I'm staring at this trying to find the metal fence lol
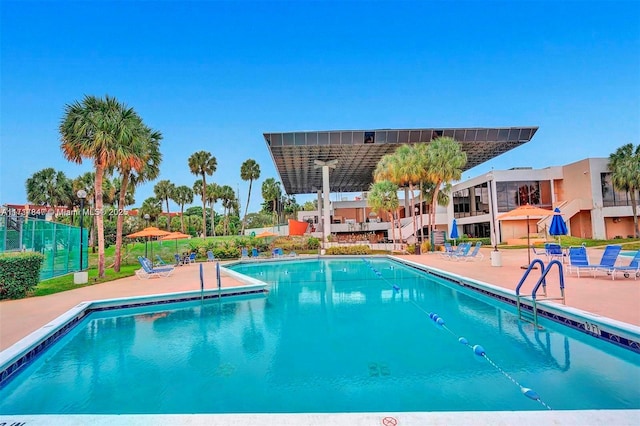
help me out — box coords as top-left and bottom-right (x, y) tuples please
(0, 215), (88, 280)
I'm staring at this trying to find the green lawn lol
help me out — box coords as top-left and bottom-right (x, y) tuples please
(34, 264), (140, 297)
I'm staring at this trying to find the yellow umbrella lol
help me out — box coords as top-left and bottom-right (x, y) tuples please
(497, 204), (553, 268)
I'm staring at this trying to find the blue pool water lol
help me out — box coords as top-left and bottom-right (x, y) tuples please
(1, 258), (639, 414)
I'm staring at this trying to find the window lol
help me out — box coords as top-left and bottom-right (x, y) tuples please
(497, 180), (552, 212)
(601, 173), (638, 207)
(454, 183), (490, 218)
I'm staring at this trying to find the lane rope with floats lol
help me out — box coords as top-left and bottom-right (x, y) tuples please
(361, 258), (552, 410)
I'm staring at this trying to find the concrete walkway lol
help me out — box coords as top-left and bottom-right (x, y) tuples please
(1, 249), (639, 351)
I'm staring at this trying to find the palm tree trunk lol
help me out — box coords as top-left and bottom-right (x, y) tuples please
(389, 210), (397, 251)
(165, 198), (171, 231)
(180, 204), (185, 233)
(201, 175), (207, 238)
(632, 191), (639, 238)
(242, 179), (253, 235)
(113, 171), (130, 272)
(210, 202), (215, 236)
(431, 181), (441, 238)
(409, 184), (417, 245)
(94, 164), (106, 278)
(419, 182), (424, 243)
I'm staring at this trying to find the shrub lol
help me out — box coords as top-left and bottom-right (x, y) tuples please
(307, 237), (320, 250)
(0, 252), (44, 299)
(325, 245), (371, 255)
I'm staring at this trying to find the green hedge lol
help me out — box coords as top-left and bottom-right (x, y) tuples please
(0, 252), (44, 299)
(325, 245), (372, 255)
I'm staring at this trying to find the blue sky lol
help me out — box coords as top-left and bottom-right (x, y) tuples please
(1, 0), (639, 214)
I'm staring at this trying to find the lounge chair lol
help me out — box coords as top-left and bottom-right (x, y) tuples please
(155, 255), (167, 266)
(174, 253), (184, 266)
(252, 248), (259, 258)
(272, 248), (283, 257)
(187, 252), (197, 264)
(450, 243), (472, 261)
(441, 242), (454, 256)
(612, 250), (640, 280)
(544, 243), (566, 262)
(459, 242), (484, 262)
(593, 245), (622, 277)
(241, 247), (249, 258)
(440, 242), (465, 259)
(567, 246), (593, 277)
(206, 251), (216, 262)
(136, 256), (175, 279)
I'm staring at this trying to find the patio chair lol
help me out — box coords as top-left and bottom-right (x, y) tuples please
(174, 253), (183, 266)
(136, 256), (175, 279)
(544, 243), (566, 262)
(155, 255), (167, 266)
(187, 252), (197, 264)
(450, 243), (472, 261)
(567, 246), (593, 277)
(459, 242), (484, 262)
(252, 248), (259, 257)
(206, 251), (216, 262)
(440, 242), (465, 259)
(241, 247), (249, 259)
(441, 242), (453, 256)
(593, 245), (622, 277)
(611, 250), (640, 280)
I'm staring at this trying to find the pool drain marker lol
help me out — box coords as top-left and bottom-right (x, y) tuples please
(362, 258), (552, 410)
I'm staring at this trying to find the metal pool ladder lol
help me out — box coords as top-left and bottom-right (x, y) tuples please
(516, 259), (565, 328)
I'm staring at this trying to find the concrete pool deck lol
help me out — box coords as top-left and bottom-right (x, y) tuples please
(1, 248), (639, 351)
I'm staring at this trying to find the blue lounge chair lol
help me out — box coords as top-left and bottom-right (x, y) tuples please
(544, 243), (566, 262)
(155, 255), (167, 266)
(136, 256), (175, 279)
(612, 250), (640, 280)
(593, 245), (622, 277)
(460, 242), (484, 262)
(187, 252), (197, 264)
(206, 251), (216, 262)
(440, 242), (466, 259)
(252, 248), (259, 258)
(450, 243), (472, 261)
(441, 242), (454, 256)
(567, 246), (593, 277)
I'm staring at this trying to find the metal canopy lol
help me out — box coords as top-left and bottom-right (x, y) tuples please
(264, 127), (538, 195)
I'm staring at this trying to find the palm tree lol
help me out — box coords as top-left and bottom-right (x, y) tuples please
(25, 168), (72, 216)
(240, 159), (261, 235)
(139, 197), (162, 223)
(609, 143), (640, 237)
(423, 137), (467, 239)
(112, 125), (162, 272)
(375, 146), (420, 244)
(206, 182), (221, 237)
(261, 178), (281, 226)
(154, 179), (176, 230)
(219, 185), (236, 235)
(171, 185), (194, 233)
(60, 95), (142, 278)
(368, 180), (400, 248)
(188, 151), (217, 237)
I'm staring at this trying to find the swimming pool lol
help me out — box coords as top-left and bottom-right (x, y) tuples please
(1, 257), (639, 414)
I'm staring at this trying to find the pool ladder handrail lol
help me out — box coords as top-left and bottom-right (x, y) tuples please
(516, 259), (565, 327)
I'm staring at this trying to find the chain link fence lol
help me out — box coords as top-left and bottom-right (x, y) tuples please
(0, 214), (88, 280)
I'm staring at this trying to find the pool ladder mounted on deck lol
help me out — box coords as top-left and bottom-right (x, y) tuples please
(516, 259), (565, 328)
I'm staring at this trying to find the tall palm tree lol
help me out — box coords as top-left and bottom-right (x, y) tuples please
(206, 182), (221, 237)
(368, 180), (400, 248)
(261, 178), (281, 226)
(219, 185), (236, 235)
(171, 185), (194, 233)
(60, 95), (142, 278)
(154, 179), (176, 230)
(25, 168), (72, 216)
(188, 151), (217, 237)
(609, 143), (640, 237)
(423, 137), (467, 238)
(240, 159), (261, 235)
(112, 125), (162, 272)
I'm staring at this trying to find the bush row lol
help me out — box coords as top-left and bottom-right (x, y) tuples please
(0, 252), (44, 299)
(325, 245), (372, 255)
(184, 236), (321, 260)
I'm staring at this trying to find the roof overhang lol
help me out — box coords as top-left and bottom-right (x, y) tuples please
(264, 127), (538, 194)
